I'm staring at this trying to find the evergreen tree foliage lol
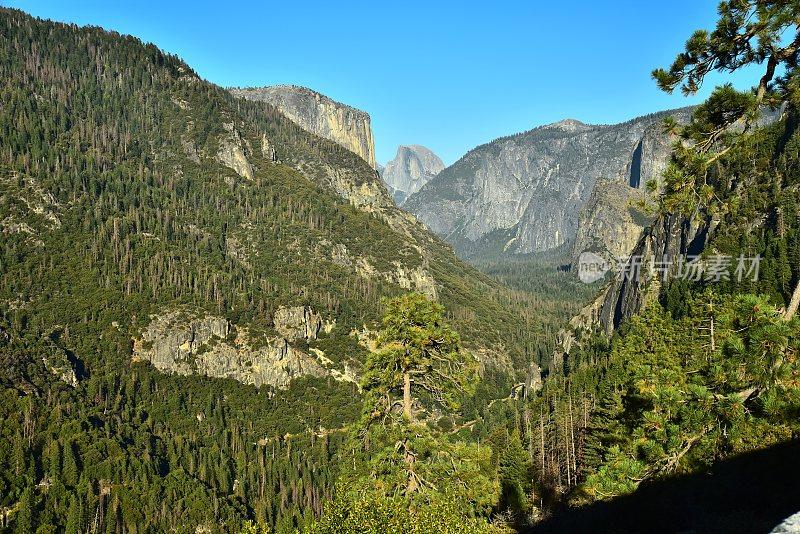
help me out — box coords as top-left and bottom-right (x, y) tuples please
(311, 294), (501, 532)
(0, 7), (550, 532)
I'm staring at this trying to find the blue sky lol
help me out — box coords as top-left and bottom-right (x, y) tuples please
(4, 0), (764, 165)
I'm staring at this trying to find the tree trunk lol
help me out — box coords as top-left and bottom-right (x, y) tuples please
(709, 298), (716, 352)
(755, 54), (777, 104)
(403, 371), (413, 422)
(564, 411), (572, 488)
(785, 281), (800, 320)
(539, 413), (545, 472)
(568, 394), (577, 479)
(404, 440), (418, 494)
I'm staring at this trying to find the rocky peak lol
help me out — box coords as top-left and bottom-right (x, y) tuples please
(230, 85), (376, 169)
(404, 107), (694, 259)
(381, 145), (444, 205)
(546, 118), (591, 132)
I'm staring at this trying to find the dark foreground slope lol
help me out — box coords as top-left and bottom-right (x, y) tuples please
(0, 8), (550, 532)
(530, 440), (800, 534)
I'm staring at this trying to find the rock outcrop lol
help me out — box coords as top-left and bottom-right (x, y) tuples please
(1, 171), (62, 247)
(231, 85), (376, 168)
(404, 108), (694, 260)
(553, 209), (709, 371)
(42, 347), (78, 387)
(572, 179), (651, 263)
(216, 122), (255, 181)
(133, 310), (329, 389)
(317, 238), (439, 299)
(771, 511), (800, 533)
(273, 306), (323, 342)
(380, 145), (444, 205)
(596, 212), (710, 334)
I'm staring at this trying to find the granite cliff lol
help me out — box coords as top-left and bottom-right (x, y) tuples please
(380, 145), (444, 204)
(557, 106), (787, 364)
(404, 109), (694, 261)
(230, 85), (376, 168)
(132, 307), (341, 389)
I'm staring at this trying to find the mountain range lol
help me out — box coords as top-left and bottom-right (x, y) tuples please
(380, 144), (444, 204)
(2, 5), (800, 533)
(403, 110), (695, 262)
(232, 84), (690, 265)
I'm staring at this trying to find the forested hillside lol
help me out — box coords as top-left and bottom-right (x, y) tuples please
(2, 2), (800, 533)
(519, 110), (800, 531)
(0, 8), (556, 532)
(504, 3), (800, 530)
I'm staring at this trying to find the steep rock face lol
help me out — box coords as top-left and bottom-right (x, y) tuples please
(216, 122), (255, 181)
(405, 109), (693, 259)
(273, 306), (325, 342)
(571, 114), (685, 262)
(133, 310), (328, 389)
(597, 212), (710, 334)
(230, 92), (394, 215)
(577, 108), (784, 335)
(381, 145), (444, 204)
(572, 179), (650, 263)
(230, 85), (376, 168)
(554, 106), (787, 369)
(551, 212), (708, 368)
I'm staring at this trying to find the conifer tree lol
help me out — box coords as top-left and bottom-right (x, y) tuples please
(312, 293), (498, 532)
(65, 496), (82, 534)
(362, 292), (475, 424)
(653, 1), (800, 105)
(498, 429), (531, 518)
(62, 443), (79, 487)
(14, 487), (33, 534)
(654, 2), (800, 217)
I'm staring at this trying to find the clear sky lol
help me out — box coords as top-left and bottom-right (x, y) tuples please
(3, 0), (765, 165)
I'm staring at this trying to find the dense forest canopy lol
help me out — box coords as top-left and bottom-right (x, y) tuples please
(0, 1), (799, 533)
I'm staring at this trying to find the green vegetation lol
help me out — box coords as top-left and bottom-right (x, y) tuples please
(2, 1), (800, 532)
(581, 293), (799, 501)
(485, 107), (800, 526)
(0, 6), (545, 532)
(493, 1), (800, 525)
(475, 258), (600, 375)
(310, 294), (501, 533)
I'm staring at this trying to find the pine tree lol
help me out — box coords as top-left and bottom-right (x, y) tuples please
(11, 433), (26, 478)
(312, 293), (499, 531)
(65, 495), (82, 534)
(581, 383), (626, 477)
(653, 1), (799, 104)
(498, 429), (531, 518)
(362, 292), (476, 424)
(63, 442), (79, 487)
(14, 487), (34, 534)
(653, 2), (800, 218)
(47, 440), (61, 482)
